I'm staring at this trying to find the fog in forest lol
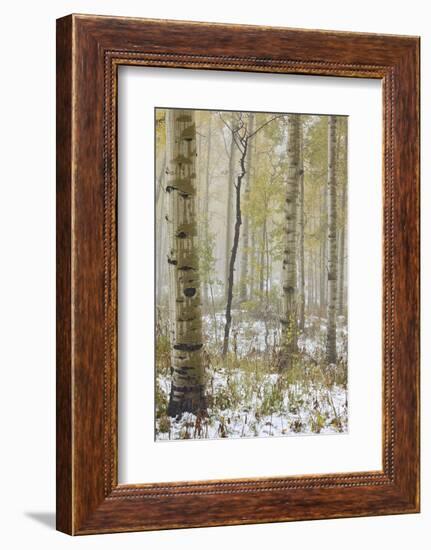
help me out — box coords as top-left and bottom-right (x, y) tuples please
(155, 108), (348, 440)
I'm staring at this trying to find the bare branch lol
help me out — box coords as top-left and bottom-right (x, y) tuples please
(219, 112), (245, 153)
(248, 114), (286, 141)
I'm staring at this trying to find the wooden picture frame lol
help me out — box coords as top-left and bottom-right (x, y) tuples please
(56, 14), (420, 535)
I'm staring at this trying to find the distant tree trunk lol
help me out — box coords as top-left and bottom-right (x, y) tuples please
(337, 197), (346, 317)
(222, 139), (248, 356)
(259, 219), (266, 298)
(166, 109), (206, 416)
(298, 123), (305, 331)
(265, 227), (270, 302)
(319, 183), (327, 316)
(316, 255), (319, 312)
(326, 116), (338, 365)
(250, 230), (256, 297)
(281, 114), (300, 366)
(307, 251), (312, 311)
(224, 131), (236, 300)
(337, 121), (347, 318)
(202, 116), (212, 306)
(239, 113), (255, 302)
(312, 252), (316, 312)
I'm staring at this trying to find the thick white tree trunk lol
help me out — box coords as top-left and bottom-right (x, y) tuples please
(281, 114), (300, 366)
(166, 109), (206, 416)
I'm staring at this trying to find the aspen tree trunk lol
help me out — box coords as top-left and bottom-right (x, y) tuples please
(156, 179), (166, 300)
(239, 113), (255, 302)
(312, 252), (316, 311)
(326, 116), (338, 365)
(203, 116), (212, 306)
(165, 117), (177, 349)
(259, 220), (266, 298)
(281, 114), (300, 366)
(250, 231), (256, 297)
(298, 122), (305, 331)
(307, 251), (313, 311)
(166, 109), (206, 416)
(337, 122), (347, 317)
(319, 184), (327, 316)
(156, 151), (168, 301)
(337, 194), (346, 317)
(265, 229), (270, 301)
(156, 154), (166, 204)
(224, 131), (235, 300)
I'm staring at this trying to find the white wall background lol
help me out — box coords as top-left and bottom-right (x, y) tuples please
(0, 1), (427, 548)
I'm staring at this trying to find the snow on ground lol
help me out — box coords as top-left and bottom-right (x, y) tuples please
(156, 368), (347, 441)
(156, 311), (348, 441)
(203, 312), (347, 359)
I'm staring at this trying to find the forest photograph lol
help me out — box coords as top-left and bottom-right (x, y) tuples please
(154, 107), (348, 441)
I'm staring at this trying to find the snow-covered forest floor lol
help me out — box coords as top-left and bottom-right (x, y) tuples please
(155, 310), (348, 441)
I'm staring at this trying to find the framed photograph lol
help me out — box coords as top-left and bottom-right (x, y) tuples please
(56, 14), (420, 535)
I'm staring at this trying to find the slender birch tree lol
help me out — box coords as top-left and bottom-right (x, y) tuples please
(222, 114), (247, 356)
(224, 128), (236, 300)
(222, 112), (283, 356)
(326, 115), (338, 365)
(281, 114), (300, 366)
(166, 109), (206, 416)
